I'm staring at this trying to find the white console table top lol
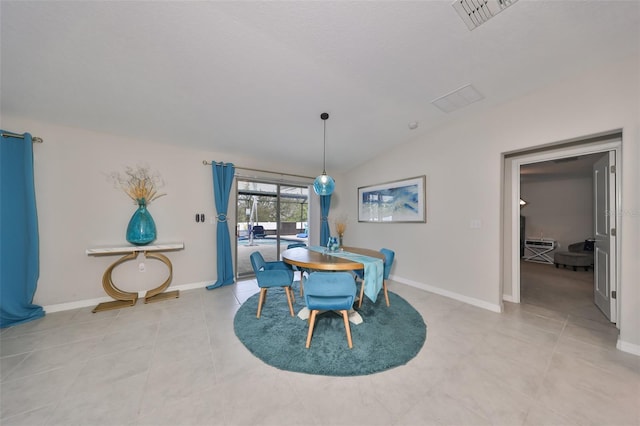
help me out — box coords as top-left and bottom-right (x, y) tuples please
(524, 237), (556, 246)
(86, 242), (184, 256)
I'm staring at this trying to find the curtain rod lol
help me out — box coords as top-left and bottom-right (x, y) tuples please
(1, 131), (43, 143)
(202, 160), (313, 180)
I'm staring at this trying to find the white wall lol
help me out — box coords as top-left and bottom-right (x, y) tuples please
(1, 116), (315, 307)
(520, 176), (594, 252)
(335, 56), (640, 351)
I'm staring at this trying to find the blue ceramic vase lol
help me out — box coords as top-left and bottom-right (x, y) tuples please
(327, 236), (340, 252)
(126, 198), (157, 245)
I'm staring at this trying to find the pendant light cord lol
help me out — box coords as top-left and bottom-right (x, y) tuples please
(313, 112), (334, 196)
(321, 112), (329, 175)
(322, 119), (327, 174)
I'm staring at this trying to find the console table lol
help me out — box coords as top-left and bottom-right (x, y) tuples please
(524, 238), (556, 264)
(86, 242), (184, 313)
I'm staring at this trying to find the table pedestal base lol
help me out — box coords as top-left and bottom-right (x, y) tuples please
(145, 289), (180, 304)
(92, 251), (178, 313)
(92, 299), (138, 313)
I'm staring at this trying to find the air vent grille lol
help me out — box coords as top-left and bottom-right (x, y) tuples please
(431, 84), (484, 113)
(452, 0), (518, 30)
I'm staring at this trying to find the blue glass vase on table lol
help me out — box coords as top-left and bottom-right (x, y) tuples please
(326, 236), (340, 252)
(126, 198), (157, 245)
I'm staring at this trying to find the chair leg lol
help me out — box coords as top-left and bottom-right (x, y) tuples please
(300, 272), (305, 297)
(256, 288), (267, 318)
(284, 286), (294, 316)
(305, 310), (318, 348)
(341, 310), (353, 349)
(383, 279), (390, 307)
(358, 279), (365, 308)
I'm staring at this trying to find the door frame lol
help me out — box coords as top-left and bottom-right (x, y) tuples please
(504, 135), (622, 325)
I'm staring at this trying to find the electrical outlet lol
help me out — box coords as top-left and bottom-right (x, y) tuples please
(139, 262), (146, 272)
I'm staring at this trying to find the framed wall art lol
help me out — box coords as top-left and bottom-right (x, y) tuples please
(358, 175), (426, 223)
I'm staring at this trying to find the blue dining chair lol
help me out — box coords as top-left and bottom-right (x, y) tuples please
(286, 243), (307, 249)
(287, 242), (308, 297)
(249, 251), (295, 318)
(353, 248), (395, 307)
(304, 272), (357, 349)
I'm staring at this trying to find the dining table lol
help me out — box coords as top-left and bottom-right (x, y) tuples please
(281, 245), (385, 324)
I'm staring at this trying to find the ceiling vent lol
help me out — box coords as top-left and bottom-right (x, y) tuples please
(431, 84), (484, 113)
(452, 0), (519, 30)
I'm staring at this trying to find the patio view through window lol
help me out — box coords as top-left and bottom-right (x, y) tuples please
(236, 180), (309, 278)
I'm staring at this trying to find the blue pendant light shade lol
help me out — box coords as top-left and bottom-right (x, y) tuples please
(313, 172), (335, 196)
(314, 112), (335, 196)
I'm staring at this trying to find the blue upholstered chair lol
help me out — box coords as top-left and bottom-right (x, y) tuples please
(354, 248), (395, 308)
(287, 243), (307, 249)
(249, 251), (295, 318)
(304, 272), (357, 349)
(287, 242), (308, 297)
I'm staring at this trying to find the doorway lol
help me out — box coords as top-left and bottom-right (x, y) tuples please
(503, 133), (621, 329)
(519, 152), (610, 323)
(236, 179), (309, 278)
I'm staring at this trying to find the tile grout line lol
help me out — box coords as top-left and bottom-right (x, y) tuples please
(521, 313), (570, 425)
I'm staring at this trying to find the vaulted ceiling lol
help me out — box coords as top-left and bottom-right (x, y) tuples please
(2, 1), (638, 172)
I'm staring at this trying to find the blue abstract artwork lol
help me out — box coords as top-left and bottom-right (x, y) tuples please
(358, 176), (426, 222)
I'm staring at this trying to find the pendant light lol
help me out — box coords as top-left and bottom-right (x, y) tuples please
(313, 112), (335, 195)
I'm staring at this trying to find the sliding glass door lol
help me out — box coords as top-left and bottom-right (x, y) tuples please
(236, 180), (309, 278)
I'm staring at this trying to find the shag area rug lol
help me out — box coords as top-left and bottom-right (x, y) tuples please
(233, 283), (427, 376)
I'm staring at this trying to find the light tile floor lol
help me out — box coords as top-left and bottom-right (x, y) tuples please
(1, 263), (638, 426)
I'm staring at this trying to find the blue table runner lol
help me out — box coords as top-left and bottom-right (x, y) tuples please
(308, 246), (384, 303)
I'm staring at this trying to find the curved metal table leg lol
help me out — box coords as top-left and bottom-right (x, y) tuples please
(143, 252), (180, 304)
(92, 251), (179, 313)
(92, 252), (139, 313)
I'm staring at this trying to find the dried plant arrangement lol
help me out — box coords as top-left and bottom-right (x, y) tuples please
(334, 214), (348, 240)
(108, 165), (166, 204)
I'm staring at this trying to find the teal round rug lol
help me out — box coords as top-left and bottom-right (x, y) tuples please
(233, 284), (427, 376)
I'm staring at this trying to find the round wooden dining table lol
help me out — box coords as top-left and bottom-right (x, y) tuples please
(281, 246), (384, 271)
(281, 246), (384, 325)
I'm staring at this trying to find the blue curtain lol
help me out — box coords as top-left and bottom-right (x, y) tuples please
(320, 194), (331, 248)
(1, 131), (45, 327)
(207, 162), (236, 290)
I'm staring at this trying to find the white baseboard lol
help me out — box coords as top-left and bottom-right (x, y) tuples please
(390, 274), (503, 313)
(42, 281), (211, 313)
(43, 296), (114, 313)
(502, 294), (516, 303)
(617, 339), (640, 356)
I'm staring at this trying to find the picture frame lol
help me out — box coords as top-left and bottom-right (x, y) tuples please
(358, 175), (426, 223)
